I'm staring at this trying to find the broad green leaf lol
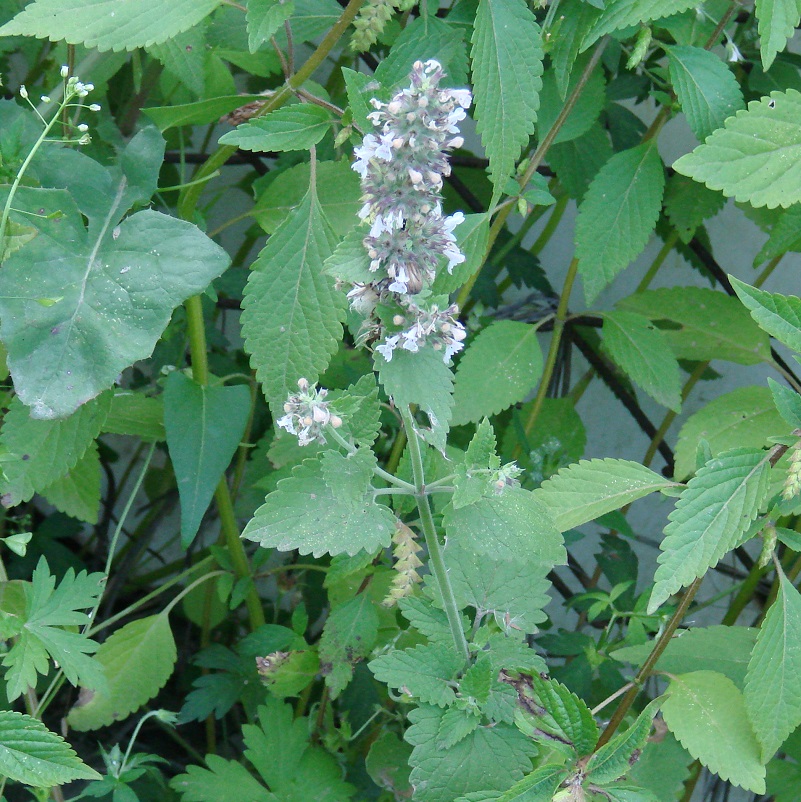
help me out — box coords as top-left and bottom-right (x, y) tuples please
(452, 321), (543, 426)
(164, 373), (251, 547)
(769, 377), (801, 428)
(0, 220), (37, 261)
(667, 46), (744, 141)
(253, 160), (361, 237)
(142, 94), (268, 131)
(0, 711), (100, 786)
(247, 0), (295, 53)
(242, 183), (345, 417)
(376, 345), (454, 452)
(318, 593), (379, 697)
(662, 671), (765, 793)
(628, 733), (692, 802)
(366, 732), (413, 799)
(548, 122), (612, 201)
(754, 204), (801, 265)
(172, 756), (275, 802)
(755, 0), (801, 70)
(242, 449), (396, 557)
(674, 386), (787, 480)
(649, 449), (772, 614)
(0, 0), (221, 51)
(3, 559), (105, 702)
(256, 649), (319, 698)
(576, 142), (665, 302)
(68, 613), (176, 731)
(470, 0), (544, 191)
(745, 571), (801, 761)
(663, 174), (726, 243)
(495, 765), (565, 802)
(617, 287), (771, 366)
(0, 392), (111, 507)
(731, 276), (801, 352)
(602, 311), (682, 411)
(219, 104), (331, 152)
(673, 89), (801, 209)
(148, 26), (207, 96)
(582, 0), (701, 49)
(436, 707), (481, 749)
(443, 487), (565, 564)
(369, 643), (464, 707)
(406, 705), (536, 802)
(551, 0), (601, 98)
(40, 442), (101, 525)
(102, 392), (165, 441)
(452, 419), (501, 510)
(613, 625), (757, 688)
(533, 458), (675, 532)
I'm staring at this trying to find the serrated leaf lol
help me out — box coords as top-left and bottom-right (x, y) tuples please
(243, 448), (396, 557)
(769, 377), (801, 428)
(674, 386), (787, 480)
(318, 593), (378, 697)
(664, 174), (726, 243)
(452, 321), (543, 426)
(754, 204), (801, 265)
(40, 441), (101, 524)
(148, 26), (207, 96)
(444, 487), (565, 564)
(673, 89), (801, 209)
(0, 392), (110, 507)
(0, 711), (100, 786)
(755, 0), (801, 70)
(731, 276), (801, 352)
(667, 46), (744, 141)
(548, 121), (612, 201)
(405, 705), (536, 802)
(533, 458), (675, 532)
(460, 657), (492, 705)
(369, 643), (464, 707)
(247, 0), (294, 53)
(0, 0), (221, 51)
(551, 0), (601, 98)
(582, 0), (700, 49)
(453, 420), (501, 509)
(399, 596), (461, 644)
(617, 287), (771, 366)
(102, 392), (165, 441)
(172, 756), (275, 802)
(662, 671), (765, 793)
(219, 104), (331, 152)
(745, 571), (801, 761)
(164, 373), (251, 548)
(68, 613), (176, 731)
(323, 227), (374, 285)
(628, 733), (692, 802)
(495, 764), (565, 802)
(649, 449), (772, 614)
(242, 182), (345, 418)
(602, 311), (682, 411)
(328, 373), (381, 447)
(470, 0), (544, 191)
(437, 707), (480, 749)
(576, 142), (665, 302)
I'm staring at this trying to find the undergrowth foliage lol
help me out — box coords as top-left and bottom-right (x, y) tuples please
(5, 1), (801, 801)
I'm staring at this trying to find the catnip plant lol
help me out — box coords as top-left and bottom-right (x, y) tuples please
(3, 2), (801, 802)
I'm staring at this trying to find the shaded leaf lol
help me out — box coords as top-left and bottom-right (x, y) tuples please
(219, 104), (331, 152)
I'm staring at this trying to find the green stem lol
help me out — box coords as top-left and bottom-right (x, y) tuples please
(721, 559), (768, 626)
(327, 425), (416, 491)
(400, 406), (469, 664)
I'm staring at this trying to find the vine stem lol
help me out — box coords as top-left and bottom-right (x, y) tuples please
(593, 577), (703, 750)
(400, 406), (469, 664)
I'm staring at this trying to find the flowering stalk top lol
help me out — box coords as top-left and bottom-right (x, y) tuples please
(276, 378), (342, 446)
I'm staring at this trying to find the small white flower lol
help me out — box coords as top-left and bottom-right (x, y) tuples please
(77, 123), (89, 132)
(89, 103), (101, 112)
(60, 65), (69, 78)
(19, 85), (28, 99)
(375, 335), (400, 361)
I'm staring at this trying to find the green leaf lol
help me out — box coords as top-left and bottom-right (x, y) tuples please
(602, 311), (682, 411)
(242, 449), (396, 557)
(102, 392), (165, 441)
(613, 625), (757, 688)
(0, 392), (111, 507)
(745, 571), (801, 761)
(142, 95), (268, 131)
(548, 122), (612, 201)
(148, 26), (207, 96)
(616, 287), (771, 366)
(376, 345), (454, 452)
(40, 441), (101, 525)
(754, 204), (801, 265)
(452, 321), (543, 426)
(437, 707), (481, 749)
(0, 220), (37, 261)
(495, 764), (565, 802)
(247, 0), (295, 53)
(576, 142), (665, 302)
(667, 46), (744, 141)
(400, 596), (463, 645)
(0, 0), (221, 51)
(242, 182), (345, 418)
(443, 487), (565, 564)
(663, 174), (726, 243)
(673, 89), (801, 209)
(452, 420), (502, 509)
(256, 649), (319, 698)
(406, 705), (536, 802)
(731, 276), (801, 352)
(769, 377), (801, 428)
(674, 386), (787, 480)
(582, 0), (700, 49)
(628, 733), (692, 802)
(470, 0), (544, 192)
(164, 373), (251, 547)
(662, 671), (765, 793)
(318, 593), (379, 697)
(649, 448), (772, 614)
(755, 0), (801, 70)
(551, 0), (601, 98)
(0, 711), (100, 786)
(219, 105), (331, 152)
(3, 558), (105, 702)
(173, 756), (275, 802)
(586, 699), (661, 784)
(533, 458), (675, 532)
(68, 613), (176, 731)
(366, 732), (413, 798)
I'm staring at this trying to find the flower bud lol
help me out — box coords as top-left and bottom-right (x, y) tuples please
(330, 415), (343, 428)
(297, 377), (309, 391)
(60, 65), (69, 78)
(19, 85), (28, 99)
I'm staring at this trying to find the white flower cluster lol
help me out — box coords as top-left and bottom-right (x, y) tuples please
(276, 378), (342, 446)
(347, 59), (472, 363)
